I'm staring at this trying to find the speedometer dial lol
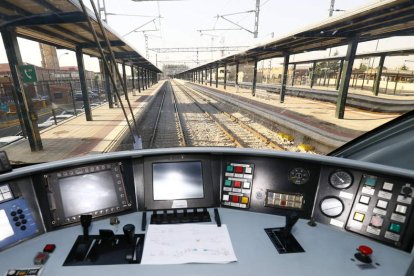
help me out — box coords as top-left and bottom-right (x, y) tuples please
(320, 197), (344, 218)
(288, 168), (310, 185)
(329, 170), (353, 189)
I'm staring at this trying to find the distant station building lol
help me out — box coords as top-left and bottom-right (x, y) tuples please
(0, 63), (102, 115)
(164, 64), (189, 78)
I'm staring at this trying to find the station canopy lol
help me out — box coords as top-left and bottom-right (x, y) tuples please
(0, 0), (161, 72)
(188, 0), (414, 70)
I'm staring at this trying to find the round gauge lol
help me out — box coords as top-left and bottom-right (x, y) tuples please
(329, 170), (353, 189)
(320, 197), (344, 218)
(288, 167), (310, 185)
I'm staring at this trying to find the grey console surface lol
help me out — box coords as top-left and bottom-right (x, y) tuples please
(0, 208), (411, 276)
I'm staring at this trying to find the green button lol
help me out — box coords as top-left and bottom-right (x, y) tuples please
(365, 177), (377, 187)
(224, 180), (232, 187)
(389, 223), (401, 233)
(226, 165), (234, 172)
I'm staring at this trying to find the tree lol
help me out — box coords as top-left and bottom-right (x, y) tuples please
(315, 60), (340, 74)
(400, 64), (409, 71)
(359, 63), (368, 72)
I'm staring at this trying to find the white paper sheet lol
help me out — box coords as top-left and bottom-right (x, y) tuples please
(141, 224), (237, 264)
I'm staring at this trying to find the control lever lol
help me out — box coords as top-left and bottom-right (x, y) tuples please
(123, 224), (135, 244)
(264, 212), (304, 254)
(80, 215), (92, 241)
(123, 224), (138, 263)
(282, 213), (299, 238)
(141, 212), (147, 231)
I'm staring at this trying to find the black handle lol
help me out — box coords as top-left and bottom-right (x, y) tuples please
(80, 215), (92, 240)
(123, 224), (136, 244)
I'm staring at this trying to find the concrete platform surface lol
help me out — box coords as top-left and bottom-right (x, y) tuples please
(187, 81), (400, 148)
(4, 82), (164, 164)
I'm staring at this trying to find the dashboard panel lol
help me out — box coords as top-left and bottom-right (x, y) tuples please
(313, 166), (414, 252)
(0, 148), (413, 275)
(220, 155), (320, 219)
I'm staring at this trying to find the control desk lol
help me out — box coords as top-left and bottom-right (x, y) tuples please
(0, 148), (413, 275)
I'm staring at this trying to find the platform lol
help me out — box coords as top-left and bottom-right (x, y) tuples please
(3, 82), (164, 164)
(229, 81), (414, 113)
(186, 81), (399, 149)
(4, 79), (402, 163)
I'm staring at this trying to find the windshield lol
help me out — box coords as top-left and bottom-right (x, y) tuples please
(0, 0), (412, 166)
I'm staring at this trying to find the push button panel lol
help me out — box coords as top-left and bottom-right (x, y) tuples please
(0, 184), (13, 203)
(346, 174), (414, 250)
(222, 162), (254, 209)
(265, 190), (304, 210)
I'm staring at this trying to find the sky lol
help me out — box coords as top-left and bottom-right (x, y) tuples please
(0, 0), (413, 73)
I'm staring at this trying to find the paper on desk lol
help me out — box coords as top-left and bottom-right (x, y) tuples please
(141, 224), (237, 264)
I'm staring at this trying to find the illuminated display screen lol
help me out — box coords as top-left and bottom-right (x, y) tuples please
(153, 162), (204, 200)
(0, 209), (14, 242)
(59, 170), (120, 217)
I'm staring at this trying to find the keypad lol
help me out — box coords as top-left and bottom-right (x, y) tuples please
(9, 204), (29, 231)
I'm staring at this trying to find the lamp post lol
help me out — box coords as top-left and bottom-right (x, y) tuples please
(57, 52), (69, 69)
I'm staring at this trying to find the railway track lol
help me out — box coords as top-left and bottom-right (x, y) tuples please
(119, 80), (291, 151)
(145, 81), (185, 149)
(172, 80), (284, 150)
(117, 82), (185, 150)
(171, 81), (235, 147)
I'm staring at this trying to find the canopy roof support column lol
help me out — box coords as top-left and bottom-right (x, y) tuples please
(2, 27), (43, 151)
(235, 62), (239, 87)
(224, 63), (227, 90)
(215, 65), (219, 88)
(209, 68), (212, 86)
(103, 59), (113, 108)
(280, 54), (290, 103)
(373, 55), (386, 96)
(131, 66), (136, 96)
(122, 62), (128, 100)
(111, 62), (118, 104)
(76, 46), (92, 121)
(252, 59), (258, 96)
(336, 59), (344, 90)
(139, 67), (144, 92)
(144, 69), (148, 89)
(291, 63), (296, 86)
(336, 37), (359, 119)
(310, 61), (316, 88)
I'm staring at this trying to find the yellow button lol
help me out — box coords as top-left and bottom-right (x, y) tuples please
(241, 196), (249, 204)
(353, 212), (365, 222)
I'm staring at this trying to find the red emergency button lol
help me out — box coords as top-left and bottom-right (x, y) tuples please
(357, 245), (373, 256)
(354, 245), (373, 264)
(235, 166), (243, 173)
(231, 195), (239, 203)
(43, 244), (56, 253)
